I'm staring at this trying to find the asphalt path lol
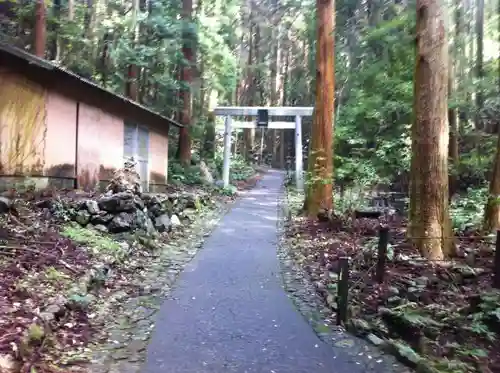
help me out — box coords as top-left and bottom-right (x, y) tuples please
(143, 170), (386, 373)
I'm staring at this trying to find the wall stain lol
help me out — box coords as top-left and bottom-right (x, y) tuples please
(150, 171), (167, 185)
(0, 71), (47, 176)
(99, 165), (116, 181)
(46, 163), (76, 178)
(77, 145), (99, 191)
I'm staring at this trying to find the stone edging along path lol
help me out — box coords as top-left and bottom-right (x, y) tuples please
(84, 195), (235, 373)
(275, 187), (411, 373)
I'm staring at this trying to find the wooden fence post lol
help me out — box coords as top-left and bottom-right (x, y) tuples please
(376, 227), (390, 283)
(336, 257), (349, 326)
(493, 231), (500, 288)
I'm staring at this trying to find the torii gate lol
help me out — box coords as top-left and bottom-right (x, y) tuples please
(213, 106), (314, 191)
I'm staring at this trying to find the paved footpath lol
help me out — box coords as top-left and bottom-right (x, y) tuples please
(143, 171), (374, 373)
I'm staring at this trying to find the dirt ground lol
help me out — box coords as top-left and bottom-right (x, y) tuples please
(284, 212), (500, 373)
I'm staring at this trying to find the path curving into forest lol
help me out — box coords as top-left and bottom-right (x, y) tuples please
(142, 170), (387, 373)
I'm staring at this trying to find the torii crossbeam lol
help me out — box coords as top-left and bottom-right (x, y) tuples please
(213, 106), (314, 191)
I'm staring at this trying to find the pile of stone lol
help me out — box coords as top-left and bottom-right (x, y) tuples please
(71, 188), (210, 234)
(68, 159), (210, 234)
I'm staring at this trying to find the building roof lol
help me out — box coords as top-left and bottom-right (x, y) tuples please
(0, 43), (182, 130)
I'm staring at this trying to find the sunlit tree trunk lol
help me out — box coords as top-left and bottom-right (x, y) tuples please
(409, 0), (453, 260)
(448, 61), (459, 197)
(49, 0), (61, 60)
(203, 111), (216, 159)
(242, 1), (255, 162)
(474, 0), (484, 128)
(68, 0), (74, 20)
(483, 7), (500, 232)
(483, 131), (500, 232)
(125, 0), (140, 100)
(270, 9), (281, 167)
(304, 0), (335, 217)
(34, 0), (46, 57)
(178, 0), (194, 165)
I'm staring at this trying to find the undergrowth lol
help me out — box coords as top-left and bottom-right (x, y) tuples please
(168, 152), (256, 186)
(450, 186), (488, 231)
(287, 173), (490, 231)
(60, 223), (127, 262)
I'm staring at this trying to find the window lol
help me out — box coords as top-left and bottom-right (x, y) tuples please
(124, 121), (150, 192)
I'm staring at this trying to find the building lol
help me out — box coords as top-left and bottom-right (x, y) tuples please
(0, 43), (181, 193)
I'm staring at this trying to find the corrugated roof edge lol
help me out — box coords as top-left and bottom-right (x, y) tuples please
(0, 42), (183, 128)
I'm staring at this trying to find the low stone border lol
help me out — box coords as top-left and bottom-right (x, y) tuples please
(275, 191), (411, 373)
(79, 198), (234, 373)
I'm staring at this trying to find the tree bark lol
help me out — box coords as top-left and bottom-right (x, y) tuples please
(68, 0), (74, 20)
(203, 111), (216, 159)
(49, 0), (61, 60)
(304, 0), (335, 217)
(474, 0), (484, 128)
(34, 0), (46, 58)
(448, 60), (459, 197)
(483, 7), (500, 232)
(454, 0), (466, 126)
(178, 0), (194, 165)
(125, 0), (140, 101)
(483, 129), (500, 232)
(242, 1), (255, 162)
(409, 0), (453, 260)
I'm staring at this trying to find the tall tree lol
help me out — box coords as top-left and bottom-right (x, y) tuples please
(125, 0), (140, 100)
(483, 132), (500, 232)
(448, 1), (460, 196)
(409, 0), (453, 260)
(482, 6), (500, 232)
(474, 0), (484, 128)
(178, 0), (195, 165)
(304, 0), (335, 217)
(49, 0), (61, 60)
(242, 0), (256, 162)
(34, 0), (46, 57)
(448, 61), (459, 197)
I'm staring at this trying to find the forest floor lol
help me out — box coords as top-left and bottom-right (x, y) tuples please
(280, 189), (500, 373)
(0, 172), (263, 373)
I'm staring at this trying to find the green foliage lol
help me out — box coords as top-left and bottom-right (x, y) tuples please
(334, 12), (415, 186)
(168, 161), (205, 185)
(334, 187), (370, 214)
(51, 199), (75, 222)
(67, 293), (95, 311)
(61, 223), (122, 256)
(219, 185), (237, 196)
(44, 266), (70, 284)
(213, 153), (255, 182)
(331, 3), (499, 191)
(26, 323), (44, 342)
(450, 187), (489, 231)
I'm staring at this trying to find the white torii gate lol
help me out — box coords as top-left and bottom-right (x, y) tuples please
(213, 106), (314, 191)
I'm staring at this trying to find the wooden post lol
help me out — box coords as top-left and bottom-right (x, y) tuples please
(493, 231), (500, 288)
(295, 115), (303, 191)
(222, 116), (232, 187)
(376, 227), (390, 283)
(336, 257), (349, 325)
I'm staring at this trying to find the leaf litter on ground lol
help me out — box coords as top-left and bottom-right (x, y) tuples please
(0, 172), (256, 373)
(283, 196), (500, 373)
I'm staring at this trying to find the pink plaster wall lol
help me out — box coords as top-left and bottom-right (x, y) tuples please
(149, 131), (168, 184)
(0, 67), (170, 191)
(44, 92), (77, 178)
(77, 103), (124, 190)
